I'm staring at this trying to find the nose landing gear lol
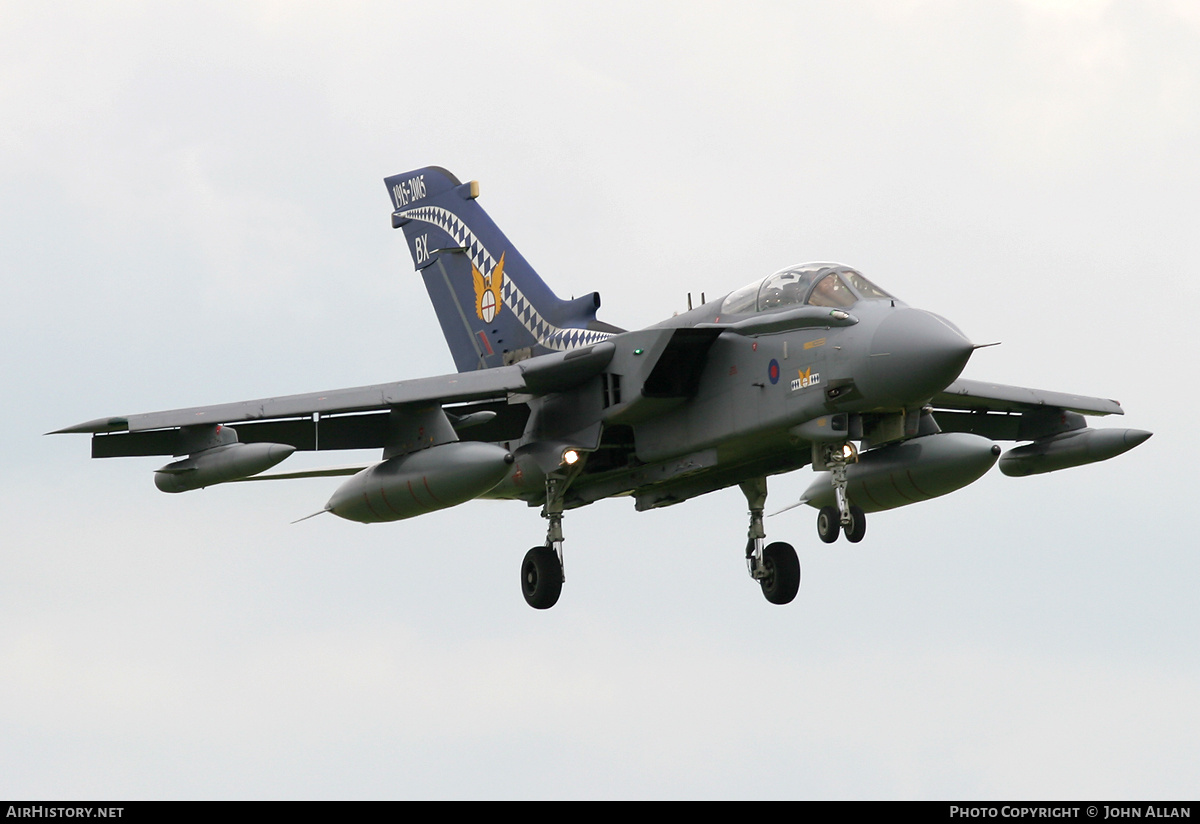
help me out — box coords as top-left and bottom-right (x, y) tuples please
(814, 441), (866, 544)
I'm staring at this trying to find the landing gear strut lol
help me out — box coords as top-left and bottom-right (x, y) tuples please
(741, 478), (800, 605)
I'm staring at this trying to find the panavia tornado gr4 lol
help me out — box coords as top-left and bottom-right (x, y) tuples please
(54, 166), (1151, 609)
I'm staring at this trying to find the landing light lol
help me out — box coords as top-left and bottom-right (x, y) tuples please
(841, 442), (858, 461)
(562, 449), (581, 466)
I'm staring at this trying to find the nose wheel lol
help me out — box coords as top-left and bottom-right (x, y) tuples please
(843, 505), (866, 543)
(817, 504), (866, 543)
(817, 506), (840, 543)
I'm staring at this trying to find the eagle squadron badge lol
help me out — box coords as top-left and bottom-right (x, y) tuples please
(472, 253), (505, 323)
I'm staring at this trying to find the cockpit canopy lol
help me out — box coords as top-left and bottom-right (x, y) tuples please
(720, 262), (894, 315)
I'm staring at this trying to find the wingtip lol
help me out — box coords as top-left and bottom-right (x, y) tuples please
(46, 417), (130, 435)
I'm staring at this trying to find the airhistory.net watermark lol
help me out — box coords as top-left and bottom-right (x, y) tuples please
(6, 808), (123, 818)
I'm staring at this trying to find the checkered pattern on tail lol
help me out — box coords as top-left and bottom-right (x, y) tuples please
(397, 205), (613, 351)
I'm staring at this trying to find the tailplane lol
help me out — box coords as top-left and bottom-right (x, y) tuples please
(385, 167), (620, 372)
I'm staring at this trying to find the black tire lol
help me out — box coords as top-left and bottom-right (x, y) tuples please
(844, 505), (866, 543)
(521, 546), (563, 609)
(759, 542), (801, 605)
(817, 506), (840, 543)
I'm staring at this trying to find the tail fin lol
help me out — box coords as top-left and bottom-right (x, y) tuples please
(385, 167), (620, 372)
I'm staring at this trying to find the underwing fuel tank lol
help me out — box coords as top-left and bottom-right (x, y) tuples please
(804, 432), (1001, 513)
(999, 428), (1152, 477)
(327, 441), (514, 524)
(155, 442), (296, 493)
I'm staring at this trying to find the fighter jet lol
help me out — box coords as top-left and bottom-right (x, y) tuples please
(53, 166), (1151, 609)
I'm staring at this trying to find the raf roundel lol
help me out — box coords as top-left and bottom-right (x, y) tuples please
(768, 359), (781, 385)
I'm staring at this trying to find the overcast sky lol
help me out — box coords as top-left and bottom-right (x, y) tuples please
(2, 0), (1197, 799)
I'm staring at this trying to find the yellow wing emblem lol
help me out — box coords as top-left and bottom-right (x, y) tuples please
(472, 253), (505, 323)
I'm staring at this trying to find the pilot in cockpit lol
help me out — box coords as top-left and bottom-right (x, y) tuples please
(808, 272), (855, 309)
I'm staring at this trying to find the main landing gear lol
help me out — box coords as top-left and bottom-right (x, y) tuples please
(522, 474), (566, 610)
(518, 454), (862, 609)
(815, 442), (866, 544)
(741, 478), (801, 605)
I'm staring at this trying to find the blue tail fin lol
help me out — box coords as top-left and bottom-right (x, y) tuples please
(385, 167), (620, 372)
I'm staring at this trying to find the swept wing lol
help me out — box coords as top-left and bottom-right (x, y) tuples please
(52, 343), (615, 464)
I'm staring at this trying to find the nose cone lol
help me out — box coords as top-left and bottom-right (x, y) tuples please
(862, 309), (974, 406)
